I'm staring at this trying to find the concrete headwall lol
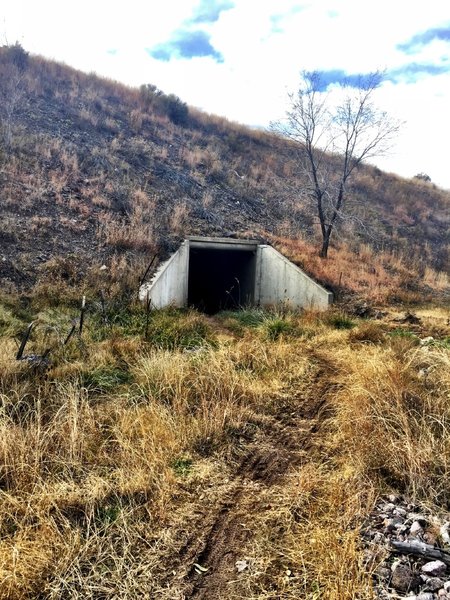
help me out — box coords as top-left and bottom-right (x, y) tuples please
(139, 241), (189, 308)
(256, 245), (332, 310)
(139, 238), (333, 311)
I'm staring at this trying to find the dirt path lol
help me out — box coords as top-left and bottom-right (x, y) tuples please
(136, 351), (338, 600)
(172, 354), (336, 600)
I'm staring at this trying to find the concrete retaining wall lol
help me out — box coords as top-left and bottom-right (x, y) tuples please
(139, 241), (189, 308)
(256, 245), (333, 310)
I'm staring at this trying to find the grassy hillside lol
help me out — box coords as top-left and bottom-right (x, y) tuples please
(0, 45), (449, 304)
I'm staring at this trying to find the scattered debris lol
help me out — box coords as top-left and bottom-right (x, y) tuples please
(361, 495), (450, 599)
(193, 563), (209, 575)
(235, 559), (249, 573)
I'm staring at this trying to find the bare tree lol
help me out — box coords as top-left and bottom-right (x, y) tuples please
(274, 71), (400, 258)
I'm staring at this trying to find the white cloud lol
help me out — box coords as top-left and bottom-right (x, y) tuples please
(375, 75), (450, 186)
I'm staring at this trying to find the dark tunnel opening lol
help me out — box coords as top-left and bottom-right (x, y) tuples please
(188, 247), (257, 314)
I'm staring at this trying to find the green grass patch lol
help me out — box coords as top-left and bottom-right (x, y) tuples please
(218, 308), (268, 329)
(145, 308), (216, 350)
(95, 502), (121, 527)
(263, 317), (295, 341)
(82, 365), (133, 392)
(218, 308), (303, 340)
(389, 328), (418, 339)
(326, 313), (356, 330)
(0, 303), (24, 336)
(90, 302), (148, 340)
(171, 457), (193, 477)
(438, 336), (450, 349)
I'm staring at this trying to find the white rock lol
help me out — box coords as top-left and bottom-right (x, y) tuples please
(421, 561), (447, 576)
(410, 521), (424, 535)
(408, 514), (428, 526)
(236, 560), (249, 573)
(391, 559), (402, 572)
(441, 523), (450, 545)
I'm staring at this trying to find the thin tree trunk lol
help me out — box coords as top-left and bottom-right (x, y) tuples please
(320, 232), (331, 258)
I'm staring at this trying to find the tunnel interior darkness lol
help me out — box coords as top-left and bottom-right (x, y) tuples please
(188, 246), (257, 314)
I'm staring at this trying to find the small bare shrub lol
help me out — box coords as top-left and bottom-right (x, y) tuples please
(169, 200), (191, 237)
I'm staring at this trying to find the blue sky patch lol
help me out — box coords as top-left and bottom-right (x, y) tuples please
(190, 0), (234, 24)
(387, 62), (450, 83)
(398, 25), (450, 54)
(312, 70), (375, 91)
(149, 30), (223, 62)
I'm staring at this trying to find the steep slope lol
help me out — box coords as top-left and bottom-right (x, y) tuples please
(0, 46), (449, 301)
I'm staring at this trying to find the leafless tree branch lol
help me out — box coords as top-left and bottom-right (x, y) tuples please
(272, 70), (401, 257)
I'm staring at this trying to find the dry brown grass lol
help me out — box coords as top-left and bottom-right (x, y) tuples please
(268, 234), (448, 304)
(330, 342), (450, 502)
(97, 189), (158, 253)
(1, 46), (450, 598)
(0, 298), (448, 598)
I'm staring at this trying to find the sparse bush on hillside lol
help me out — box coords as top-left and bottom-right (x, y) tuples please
(162, 93), (189, 126)
(0, 42), (29, 71)
(139, 83), (189, 126)
(414, 172), (432, 183)
(139, 83), (163, 108)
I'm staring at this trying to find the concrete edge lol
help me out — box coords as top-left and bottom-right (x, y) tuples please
(260, 245), (334, 304)
(138, 240), (188, 301)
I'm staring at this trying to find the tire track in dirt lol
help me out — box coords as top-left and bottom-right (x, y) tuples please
(181, 352), (337, 600)
(183, 436), (315, 598)
(152, 351), (336, 600)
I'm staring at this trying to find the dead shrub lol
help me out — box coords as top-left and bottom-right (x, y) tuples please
(349, 322), (386, 344)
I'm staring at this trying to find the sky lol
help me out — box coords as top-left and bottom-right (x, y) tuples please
(2, 0), (450, 189)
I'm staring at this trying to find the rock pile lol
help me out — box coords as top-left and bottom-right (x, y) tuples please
(361, 495), (450, 599)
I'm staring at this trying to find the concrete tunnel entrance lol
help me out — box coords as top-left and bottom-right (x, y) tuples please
(139, 237), (333, 311)
(188, 245), (256, 313)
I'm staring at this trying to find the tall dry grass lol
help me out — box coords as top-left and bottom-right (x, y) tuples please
(0, 299), (449, 598)
(330, 342), (450, 502)
(269, 234), (449, 304)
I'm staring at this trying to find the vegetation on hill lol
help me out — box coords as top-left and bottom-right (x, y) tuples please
(0, 45), (449, 303)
